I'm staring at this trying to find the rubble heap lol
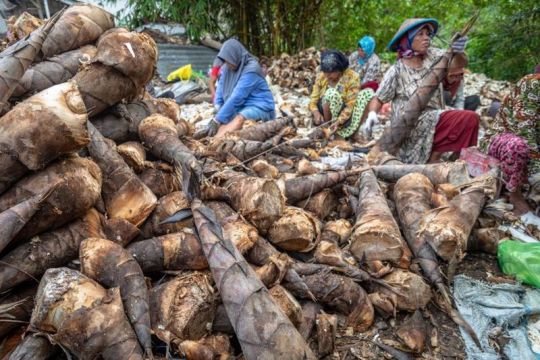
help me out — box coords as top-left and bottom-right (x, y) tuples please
(267, 47), (320, 95)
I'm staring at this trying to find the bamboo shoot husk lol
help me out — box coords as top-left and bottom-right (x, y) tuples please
(374, 269), (432, 311)
(12, 45), (97, 97)
(269, 285), (303, 328)
(284, 170), (359, 204)
(117, 141), (146, 173)
(179, 335), (232, 360)
(41, 4), (114, 58)
(0, 156), (101, 241)
(0, 285), (35, 338)
(230, 117), (291, 141)
(250, 159), (280, 179)
(30, 267), (143, 360)
(221, 172), (285, 235)
(138, 114), (202, 199)
(468, 227), (507, 254)
(150, 272), (215, 346)
(0, 9), (63, 112)
(5, 334), (57, 360)
(396, 310), (427, 353)
(191, 199), (315, 359)
(393, 173), (480, 343)
(80, 238), (153, 356)
(255, 253), (291, 288)
(0, 182), (59, 254)
(349, 170), (411, 268)
(296, 189), (338, 220)
(207, 201), (258, 254)
(316, 313), (337, 358)
(0, 81), (89, 193)
(73, 63), (136, 117)
(139, 162), (181, 198)
(321, 219), (352, 245)
(0, 209), (104, 292)
(373, 162), (471, 186)
(374, 50), (454, 155)
(127, 231), (208, 272)
(95, 28), (157, 88)
(418, 173), (497, 261)
(91, 98), (181, 142)
(140, 191), (192, 238)
(298, 302), (322, 340)
(268, 206), (321, 252)
(284, 270), (374, 332)
(87, 122), (157, 226)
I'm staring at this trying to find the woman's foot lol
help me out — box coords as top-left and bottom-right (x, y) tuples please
(322, 101), (332, 122)
(508, 190), (531, 215)
(427, 151), (443, 163)
(215, 114), (245, 138)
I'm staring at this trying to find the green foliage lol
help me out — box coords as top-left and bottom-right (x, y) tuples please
(466, 0), (539, 80)
(113, 0), (538, 81)
(116, 0), (224, 39)
(319, 0), (538, 81)
(111, 0), (324, 56)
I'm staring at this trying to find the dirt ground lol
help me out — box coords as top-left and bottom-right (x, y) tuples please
(328, 253), (510, 360)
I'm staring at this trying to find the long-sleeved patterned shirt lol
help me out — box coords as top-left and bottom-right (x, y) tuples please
(309, 68), (360, 125)
(375, 48), (446, 164)
(348, 52), (381, 85)
(480, 73), (540, 174)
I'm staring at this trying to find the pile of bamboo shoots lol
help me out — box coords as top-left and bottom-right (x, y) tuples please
(0, 5), (509, 360)
(266, 47), (320, 95)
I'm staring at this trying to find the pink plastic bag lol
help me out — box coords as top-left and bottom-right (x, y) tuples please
(460, 147), (500, 177)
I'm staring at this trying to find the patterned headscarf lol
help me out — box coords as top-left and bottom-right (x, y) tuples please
(357, 36), (375, 65)
(320, 50), (349, 73)
(397, 24), (435, 59)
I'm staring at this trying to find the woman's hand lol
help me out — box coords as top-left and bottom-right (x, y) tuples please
(328, 122), (339, 134)
(312, 110), (324, 126)
(360, 111), (379, 138)
(193, 119), (220, 139)
(451, 36), (468, 53)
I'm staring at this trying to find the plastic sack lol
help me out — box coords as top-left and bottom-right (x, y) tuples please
(459, 147), (500, 177)
(167, 64), (192, 82)
(498, 240), (540, 288)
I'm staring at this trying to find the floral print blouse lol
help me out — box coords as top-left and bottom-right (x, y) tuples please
(481, 73), (540, 174)
(309, 68), (360, 125)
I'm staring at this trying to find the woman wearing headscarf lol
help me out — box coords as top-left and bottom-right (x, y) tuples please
(480, 65), (540, 216)
(361, 18), (478, 163)
(348, 35), (381, 87)
(309, 49), (374, 139)
(198, 38), (275, 138)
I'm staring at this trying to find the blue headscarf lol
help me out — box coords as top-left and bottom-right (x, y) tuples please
(356, 36), (375, 65)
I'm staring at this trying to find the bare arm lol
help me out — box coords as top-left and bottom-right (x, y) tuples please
(367, 64), (397, 115)
(367, 96), (383, 113)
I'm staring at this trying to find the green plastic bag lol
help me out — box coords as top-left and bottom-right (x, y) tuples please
(498, 240), (540, 288)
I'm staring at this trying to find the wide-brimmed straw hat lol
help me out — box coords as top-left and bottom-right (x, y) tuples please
(387, 18), (439, 51)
